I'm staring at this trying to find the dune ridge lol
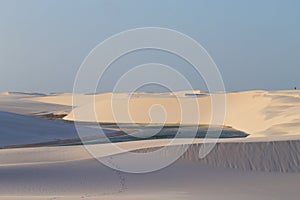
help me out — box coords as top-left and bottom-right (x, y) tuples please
(0, 138), (300, 173)
(54, 90), (300, 139)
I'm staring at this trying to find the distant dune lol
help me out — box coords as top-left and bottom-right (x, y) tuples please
(45, 90), (300, 140)
(0, 92), (10, 95)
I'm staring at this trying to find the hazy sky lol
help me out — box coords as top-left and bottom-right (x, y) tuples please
(0, 0), (299, 93)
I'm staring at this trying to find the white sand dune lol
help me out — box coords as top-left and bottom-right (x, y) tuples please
(60, 90), (300, 140)
(0, 92), (10, 95)
(0, 92), (71, 116)
(1, 90), (300, 199)
(2, 156), (300, 200)
(28, 93), (92, 106)
(0, 138), (299, 172)
(27, 91), (196, 107)
(0, 139), (300, 199)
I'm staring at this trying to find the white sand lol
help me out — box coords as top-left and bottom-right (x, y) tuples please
(1, 90), (300, 199)
(0, 139), (300, 199)
(0, 92), (10, 95)
(57, 90), (300, 139)
(0, 92), (71, 115)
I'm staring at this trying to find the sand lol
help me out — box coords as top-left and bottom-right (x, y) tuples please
(56, 90), (300, 139)
(0, 140), (300, 199)
(1, 90), (300, 199)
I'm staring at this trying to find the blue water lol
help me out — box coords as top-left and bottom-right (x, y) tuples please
(69, 124), (248, 146)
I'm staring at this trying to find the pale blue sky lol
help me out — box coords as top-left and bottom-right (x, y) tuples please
(0, 0), (299, 93)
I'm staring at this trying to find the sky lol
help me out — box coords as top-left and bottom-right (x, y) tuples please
(0, 0), (299, 93)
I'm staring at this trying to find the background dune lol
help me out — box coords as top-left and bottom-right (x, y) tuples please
(56, 90), (300, 139)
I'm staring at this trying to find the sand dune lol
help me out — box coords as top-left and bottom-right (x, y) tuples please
(0, 138), (299, 172)
(0, 92), (10, 95)
(1, 90), (300, 199)
(0, 139), (300, 199)
(1, 154), (299, 200)
(0, 92), (71, 116)
(28, 93), (93, 106)
(27, 91), (199, 106)
(60, 90), (300, 139)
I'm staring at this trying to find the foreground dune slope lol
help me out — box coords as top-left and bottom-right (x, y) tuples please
(0, 140), (300, 200)
(0, 138), (299, 172)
